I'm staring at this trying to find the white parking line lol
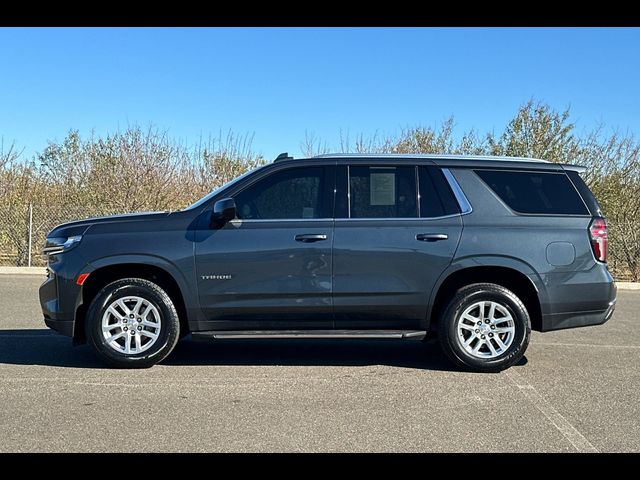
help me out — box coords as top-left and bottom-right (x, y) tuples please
(0, 334), (59, 338)
(505, 368), (599, 453)
(534, 342), (640, 349)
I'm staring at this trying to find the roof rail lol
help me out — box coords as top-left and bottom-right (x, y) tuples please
(312, 153), (550, 163)
(274, 152), (293, 162)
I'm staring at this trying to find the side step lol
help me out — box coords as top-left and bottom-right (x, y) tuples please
(192, 329), (427, 340)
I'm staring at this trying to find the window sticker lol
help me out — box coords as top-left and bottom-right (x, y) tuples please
(370, 172), (396, 205)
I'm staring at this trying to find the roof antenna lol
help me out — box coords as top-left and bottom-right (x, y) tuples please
(274, 152), (293, 162)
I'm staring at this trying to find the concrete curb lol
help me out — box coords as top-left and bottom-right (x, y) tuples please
(0, 266), (639, 290)
(0, 267), (47, 275)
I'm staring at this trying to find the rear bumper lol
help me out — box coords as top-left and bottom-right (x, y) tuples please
(541, 298), (616, 331)
(541, 277), (617, 332)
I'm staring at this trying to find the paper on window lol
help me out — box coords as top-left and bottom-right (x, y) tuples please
(370, 173), (395, 205)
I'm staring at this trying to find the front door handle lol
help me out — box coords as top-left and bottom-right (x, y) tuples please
(416, 233), (448, 242)
(295, 234), (328, 243)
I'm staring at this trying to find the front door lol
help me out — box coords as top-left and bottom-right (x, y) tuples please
(195, 165), (335, 330)
(332, 163), (463, 329)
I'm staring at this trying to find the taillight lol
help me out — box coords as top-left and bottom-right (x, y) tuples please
(589, 217), (608, 263)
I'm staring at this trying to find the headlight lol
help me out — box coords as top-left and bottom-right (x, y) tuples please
(42, 235), (83, 255)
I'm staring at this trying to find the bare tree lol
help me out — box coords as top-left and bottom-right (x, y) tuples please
(300, 131), (331, 157)
(1, 104), (640, 277)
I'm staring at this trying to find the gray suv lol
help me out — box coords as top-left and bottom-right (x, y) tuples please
(39, 153), (616, 372)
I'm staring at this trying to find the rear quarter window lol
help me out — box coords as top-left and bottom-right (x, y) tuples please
(475, 170), (589, 215)
(418, 166), (460, 217)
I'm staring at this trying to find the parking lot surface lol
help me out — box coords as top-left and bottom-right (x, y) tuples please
(0, 274), (638, 452)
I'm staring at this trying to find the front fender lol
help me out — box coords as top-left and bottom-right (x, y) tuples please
(82, 253), (201, 325)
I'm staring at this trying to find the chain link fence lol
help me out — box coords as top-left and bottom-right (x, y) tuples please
(0, 204), (123, 267)
(0, 204), (638, 280)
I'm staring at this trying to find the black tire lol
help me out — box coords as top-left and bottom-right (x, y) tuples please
(438, 283), (531, 373)
(86, 278), (180, 368)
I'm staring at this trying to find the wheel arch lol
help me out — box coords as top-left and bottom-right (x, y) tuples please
(74, 255), (196, 344)
(428, 257), (547, 332)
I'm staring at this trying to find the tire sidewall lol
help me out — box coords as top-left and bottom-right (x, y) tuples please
(444, 287), (530, 371)
(87, 280), (179, 367)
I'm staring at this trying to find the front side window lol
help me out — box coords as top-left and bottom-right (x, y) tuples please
(349, 166), (418, 218)
(234, 167), (328, 220)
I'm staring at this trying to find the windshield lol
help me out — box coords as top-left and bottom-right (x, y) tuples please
(185, 166), (264, 210)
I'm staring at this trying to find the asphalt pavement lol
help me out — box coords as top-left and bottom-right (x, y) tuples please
(0, 274), (638, 452)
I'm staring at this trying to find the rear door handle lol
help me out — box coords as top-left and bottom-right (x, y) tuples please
(416, 233), (448, 242)
(295, 234), (328, 243)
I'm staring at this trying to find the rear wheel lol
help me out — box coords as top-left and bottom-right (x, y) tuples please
(438, 283), (530, 373)
(86, 278), (180, 368)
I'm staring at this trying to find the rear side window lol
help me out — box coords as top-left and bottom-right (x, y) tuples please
(566, 170), (601, 216)
(475, 170), (588, 215)
(349, 166), (418, 218)
(419, 166), (460, 217)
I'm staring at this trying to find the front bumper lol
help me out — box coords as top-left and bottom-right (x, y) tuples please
(44, 317), (74, 336)
(39, 266), (81, 338)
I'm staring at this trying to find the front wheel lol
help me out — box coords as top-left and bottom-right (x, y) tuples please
(439, 283), (531, 373)
(86, 278), (181, 368)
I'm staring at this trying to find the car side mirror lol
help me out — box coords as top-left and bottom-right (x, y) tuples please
(211, 198), (237, 227)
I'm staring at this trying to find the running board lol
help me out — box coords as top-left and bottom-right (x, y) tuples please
(192, 329), (427, 340)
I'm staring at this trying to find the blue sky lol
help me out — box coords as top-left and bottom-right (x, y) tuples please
(1, 27), (639, 160)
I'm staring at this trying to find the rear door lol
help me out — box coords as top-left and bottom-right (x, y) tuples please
(332, 162), (463, 329)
